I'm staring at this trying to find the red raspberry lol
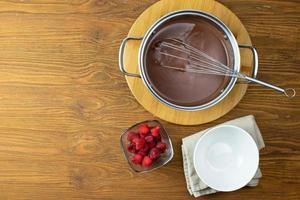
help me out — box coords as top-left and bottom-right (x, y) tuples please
(145, 135), (154, 143)
(156, 142), (167, 153)
(142, 156), (153, 167)
(127, 131), (139, 142)
(138, 143), (149, 156)
(151, 126), (160, 137)
(149, 147), (161, 160)
(132, 137), (145, 150)
(127, 143), (137, 153)
(131, 154), (143, 165)
(148, 141), (156, 148)
(138, 124), (150, 136)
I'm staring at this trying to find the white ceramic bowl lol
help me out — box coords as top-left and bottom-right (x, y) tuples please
(193, 125), (259, 192)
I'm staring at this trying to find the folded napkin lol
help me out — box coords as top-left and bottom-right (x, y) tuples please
(182, 115), (265, 197)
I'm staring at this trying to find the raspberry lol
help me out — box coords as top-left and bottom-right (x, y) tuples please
(156, 142), (167, 153)
(132, 137), (145, 150)
(127, 143), (137, 153)
(149, 147), (161, 160)
(148, 141), (156, 148)
(151, 126), (160, 137)
(145, 135), (154, 143)
(131, 154), (143, 165)
(142, 156), (153, 167)
(138, 124), (150, 136)
(127, 131), (139, 142)
(138, 143), (149, 156)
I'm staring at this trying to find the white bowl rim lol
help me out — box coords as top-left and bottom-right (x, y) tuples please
(193, 124), (259, 192)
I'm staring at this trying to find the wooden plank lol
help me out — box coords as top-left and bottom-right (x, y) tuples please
(0, 0), (299, 199)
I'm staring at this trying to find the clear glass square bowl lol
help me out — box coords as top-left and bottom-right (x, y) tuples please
(120, 120), (174, 173)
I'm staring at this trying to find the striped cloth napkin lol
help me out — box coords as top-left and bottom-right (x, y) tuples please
(182, 115), (265, 197)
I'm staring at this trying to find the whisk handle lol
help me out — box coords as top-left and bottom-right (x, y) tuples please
(119, 36), (143, 78)
(244, 76), (296, 98)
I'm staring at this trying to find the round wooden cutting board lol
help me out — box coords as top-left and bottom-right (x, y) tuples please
(122, 0), (253, 125)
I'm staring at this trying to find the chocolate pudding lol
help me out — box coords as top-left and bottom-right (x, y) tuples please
(144, 15), (234, 107)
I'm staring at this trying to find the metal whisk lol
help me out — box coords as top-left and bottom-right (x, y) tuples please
(155, 38), (296, 98)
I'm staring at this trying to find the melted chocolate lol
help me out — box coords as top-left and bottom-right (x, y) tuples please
(145, 15), (233, 107)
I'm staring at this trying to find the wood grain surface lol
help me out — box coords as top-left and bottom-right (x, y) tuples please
(0, 0), (299, 199)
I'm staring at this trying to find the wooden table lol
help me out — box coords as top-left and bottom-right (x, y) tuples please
(0, 0), (299, 199)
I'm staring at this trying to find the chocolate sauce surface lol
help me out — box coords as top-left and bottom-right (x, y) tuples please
(145, 15), (233, 107)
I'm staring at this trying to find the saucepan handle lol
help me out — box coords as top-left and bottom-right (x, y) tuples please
(119, 36), (143, 78)
(238, 45), (259, 83)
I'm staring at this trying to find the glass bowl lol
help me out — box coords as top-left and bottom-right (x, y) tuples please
(120, 120), (174, 173)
